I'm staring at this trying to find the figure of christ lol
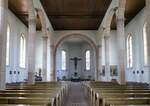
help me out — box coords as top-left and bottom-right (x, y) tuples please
(70, 57), (82, 70)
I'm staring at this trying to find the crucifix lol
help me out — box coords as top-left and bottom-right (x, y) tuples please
(70, 57), (82, 70)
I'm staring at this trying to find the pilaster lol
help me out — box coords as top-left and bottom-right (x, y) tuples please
(0, 0), (8, 90)
(104, 35), (111, 81)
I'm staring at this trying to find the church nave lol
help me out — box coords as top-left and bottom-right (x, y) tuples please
(1, 0), (150, 106)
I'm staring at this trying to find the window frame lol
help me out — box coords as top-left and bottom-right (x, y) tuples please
(61, 50), (67, 70)
(19, 34), (26, 68)
(6, 24), (10, 66)
(126, 34), (133, 69)
(85, 50), (91, 71)
(143, 23), (148, 66)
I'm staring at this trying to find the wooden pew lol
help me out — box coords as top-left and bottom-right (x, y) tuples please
(0, 97), (54, 106)
(83, 81), (150, 106)
(113, 105), (150, 106)
(1, 90), (62, 106)
(96, 93), (150, 106)
(0, 92), (60, 106)
(0, 104), (46, 106)
(102, 97), (150, 106)
(91, 89), (150, 106)
(0, 81), (70, 106)
(6, 81), (70, 98)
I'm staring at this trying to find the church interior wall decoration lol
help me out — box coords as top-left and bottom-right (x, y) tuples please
(102, 66), (105, 76)
(110, 65), (118, 76)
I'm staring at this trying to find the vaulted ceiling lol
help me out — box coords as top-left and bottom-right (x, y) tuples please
(8, 0), (145, 30)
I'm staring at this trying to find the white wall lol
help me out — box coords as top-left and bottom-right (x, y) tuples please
(54, 31), (98, 46)
(6, 10), (28, 83)
(125, 8), (148, 83)
(100, 8), (148, 83)
(6, 8), (98, 83)
(101, 30), (118, 81)
(68, 43), (82, 78)
(6, 2), (148, 83)
(35, 31), (43, 76)
(56, 42), (95, 80)
(34, 31), (51, 81)
(81, 43), (95, 80)
(6, 9), (49, 83)
(56, 43), (69, 80)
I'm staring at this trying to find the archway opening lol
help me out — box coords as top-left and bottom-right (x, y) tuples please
(55, 34), (97, 81)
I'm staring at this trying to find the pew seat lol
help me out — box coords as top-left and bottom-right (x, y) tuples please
(83, 81), (150, 106)
(0, 104), (46, 106)
(0, 97), (54, 106)
(103, 97), (150, 106)
(114, 105), (150, 106)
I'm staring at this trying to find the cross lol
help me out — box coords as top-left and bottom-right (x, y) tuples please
(70, 57), (82, 70)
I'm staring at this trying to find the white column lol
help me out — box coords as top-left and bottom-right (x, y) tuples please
(146, 0), (150, 87)
(95, 46), (99, 81)
(27, 0), (36, 84)
(42, 36), (48, 81)
(116, 18), (126, 85)
(104, 36), (110, 81)
(96, 45), (102, 81)
(50, 45), (56, 81)
(0, 0), (8, 90)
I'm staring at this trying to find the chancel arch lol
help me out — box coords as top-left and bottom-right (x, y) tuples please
(54, 33), (98, 81)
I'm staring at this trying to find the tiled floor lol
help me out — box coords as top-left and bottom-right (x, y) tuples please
(63, 82), (90, 106)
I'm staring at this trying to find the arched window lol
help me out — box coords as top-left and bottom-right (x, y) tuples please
(6, 24), (10, 65)
(19, 34), (26, 68)
(61, 50), (66, 70)
(127, 34), (133, 68)
(86, 50), (90, 70)
(143, 23), (148, 65)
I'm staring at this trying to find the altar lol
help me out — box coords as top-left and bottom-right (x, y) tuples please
(71, 72), (81, 82)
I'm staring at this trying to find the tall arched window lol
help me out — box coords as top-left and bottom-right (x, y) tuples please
(19, 34), (26, 68)
(86, 50), (90, 70)
(6, 24), (10, 65)
(127, 34), (133, 68)
(143, 23), (148, 65)
(61, 50), (66, 70)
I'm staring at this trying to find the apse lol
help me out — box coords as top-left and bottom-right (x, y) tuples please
(56, 36), (96, 81)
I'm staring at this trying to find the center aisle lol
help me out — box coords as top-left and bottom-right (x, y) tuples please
(63, 82), (90, 106)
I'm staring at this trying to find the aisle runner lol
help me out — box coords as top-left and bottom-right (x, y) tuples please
(63, 82), (90, 106)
